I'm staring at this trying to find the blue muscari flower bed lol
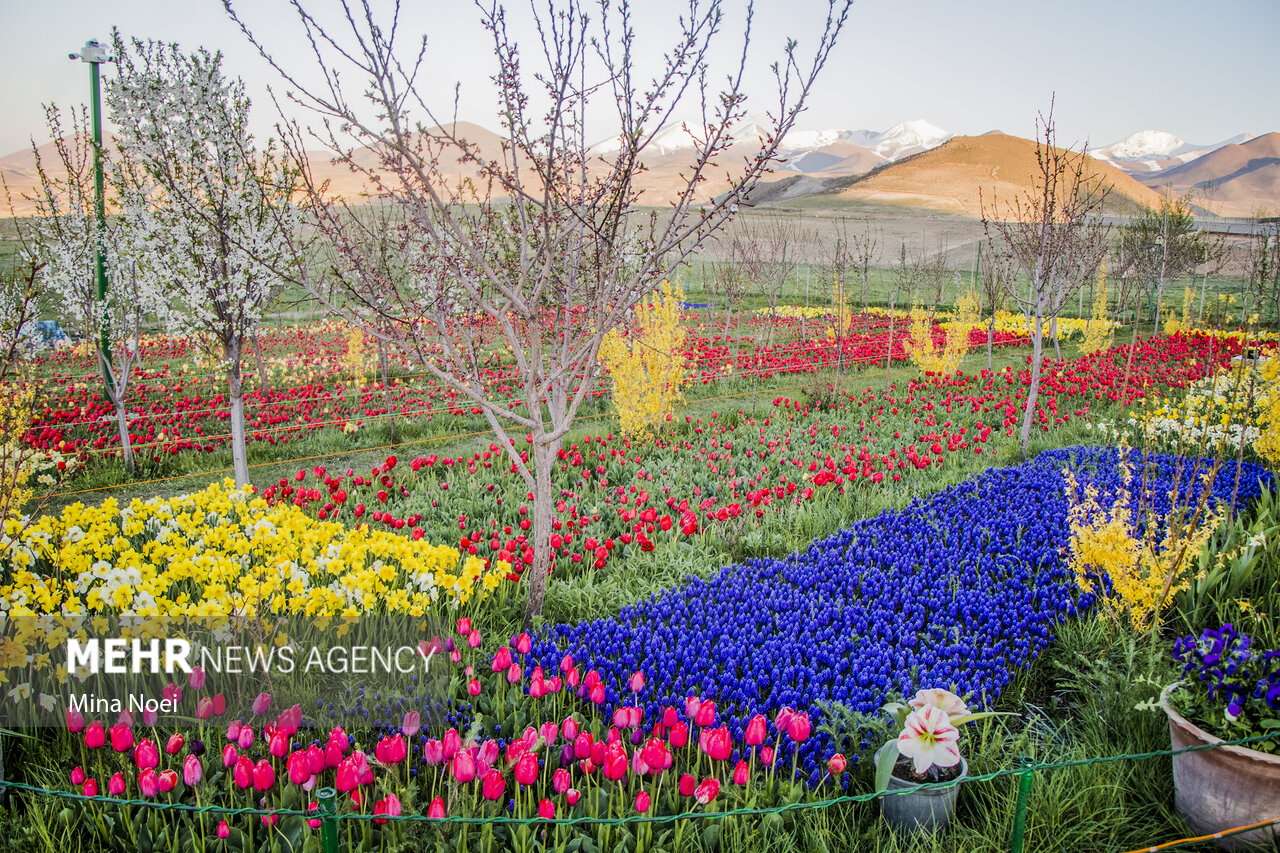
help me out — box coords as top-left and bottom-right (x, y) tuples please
(532, 447), (1274, 783)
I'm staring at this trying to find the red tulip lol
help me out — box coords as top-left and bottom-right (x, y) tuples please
(233, 756), (254, 789)
(138, 768), (158, 797)
(733, 760), (750, 785)
(65, 708), (85, 733)
(374, 793), (402, 824)
(539, 798), (556, 819)
(635, 791), (651, 813)
(451, 751), (476, 784)
(165, 733), (185, 755)
(217, 821), (229, 839)
(134, 739), (159, 770)
(428, 797), (447, 818)
(553, 767), (571, 793)
(566, 788), (581, 806)
(702, 727), (732, 762)
(694, 700), (716, 728)
(109, 724), (134, 753)
(827, 753), (847, 775)
(789, 712), (812, 743)
(602, 745), (629, 781)
(82, 778), (98, 797)
(744, 714), (767, 746)
(678, 773), (696, 797)
(84, 721), (105, 749)
(669, 721), (689, 748)
(108, 772), (126, 796)
(761, 745), (776, 767)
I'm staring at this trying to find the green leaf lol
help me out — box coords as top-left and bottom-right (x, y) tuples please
(947, 710), (1017, 726)
(874, 742), (899, 792)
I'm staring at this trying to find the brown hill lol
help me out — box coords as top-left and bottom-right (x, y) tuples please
(1138, 132), (1280, 217)
(827, 133), (1165, 217)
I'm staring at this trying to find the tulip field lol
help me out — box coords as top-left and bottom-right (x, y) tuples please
(2, 304), (1279, 853)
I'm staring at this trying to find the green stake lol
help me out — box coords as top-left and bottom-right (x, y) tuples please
(1009, 756), (1036, 853)
(317, 786), (340, 853)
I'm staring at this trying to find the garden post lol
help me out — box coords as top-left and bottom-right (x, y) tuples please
(1009, 756), (1036, 853)
(317, 786), (340, 853)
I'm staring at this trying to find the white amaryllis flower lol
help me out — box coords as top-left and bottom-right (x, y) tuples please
(909, 687), (969, 717)
(897, 705), (962, 774)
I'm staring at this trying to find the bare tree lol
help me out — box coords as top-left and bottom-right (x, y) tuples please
(976, 243), (1014, 373)
(225, 0), (850, 624)
(847, 219), (880, 310)
(982, 103), (1110, 456)
(1243, 218), (1280, 343)
(1115, 193), (1210, 325)
(737, 216), (801, 345)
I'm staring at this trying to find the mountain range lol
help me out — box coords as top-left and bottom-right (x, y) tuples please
(3, 119), (1275, 218)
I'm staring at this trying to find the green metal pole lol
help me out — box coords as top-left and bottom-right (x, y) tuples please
(317, 786), (340, 853)
(1009, 757), (1035, 853)
(89, 55), (112, 389)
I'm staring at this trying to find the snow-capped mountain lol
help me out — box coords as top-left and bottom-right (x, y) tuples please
(589, 118), (951, 166)
(1093, 130), (1255, 173)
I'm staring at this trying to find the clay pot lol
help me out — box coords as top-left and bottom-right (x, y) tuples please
(1162, 690), (1280, 850)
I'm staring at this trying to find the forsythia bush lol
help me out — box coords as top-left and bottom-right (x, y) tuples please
(600, 280), (689, 441)
(1065, 459), (1222, 630)
(1254, 357), (1280, 468)
(342, 323), (369, 377)
(908, 292), (978, 375)
(1080, 263), (1112, 356)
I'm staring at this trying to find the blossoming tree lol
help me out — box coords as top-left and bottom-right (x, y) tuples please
(26, 105), (147, 470)
(224, 0), (852, 623)
(105, 34), (297, 486)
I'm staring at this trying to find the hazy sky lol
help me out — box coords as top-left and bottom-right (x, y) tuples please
(3, 0), (1278, 157)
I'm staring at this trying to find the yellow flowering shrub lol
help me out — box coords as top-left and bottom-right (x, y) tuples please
(1065, 459), (1222, 630)
(600, 280), (689, 441)
(1080, 264), (1112, 356)
(906, 293), (976, 375)
(1254, 357), (1280, 468)
(0, 480), (504, 686)
(342, 323), (369, 377)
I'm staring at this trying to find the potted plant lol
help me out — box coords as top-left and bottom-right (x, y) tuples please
(1160, 624), (1280, 850)
(873, 688), (1007, 832)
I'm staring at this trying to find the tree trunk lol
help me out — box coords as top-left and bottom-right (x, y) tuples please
(884, 290), (896, 393)
(522, 440), (557, 627)
(226, 339), (250, 487)
(378, 335), (395, 443)
(114, 396), (135, 471)
(1051, 315), (1062, 361)
(1019, 311), (1045, 457)
(1118, 321), (1141, 404)
(861, 266), (869, 310)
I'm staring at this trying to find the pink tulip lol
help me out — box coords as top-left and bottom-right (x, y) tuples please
(288, 752), (312, 785)
(733, 760), (750, 785)
(827, 753), (847, 775)
(629, 670), (646, 692)
(635, 791), (651, 813)
(442, 729), (462, 759)
(451, 751), (476, 783)
(559, 654), (574, 673)
(694, 778), (720, 804)
(515, 633), (531, 655)
(71, 766), (86, 785)
(195, 698), (214, 720)
(374, 793), (401, 824)
(468, 679), (482, 696)
(401, 711), (421, 737)
(506, 662), (523, 683)
(109, 724), (134, 753)
(82, 778), (98, 797)
(602, 745), (628, 781)
(237, 726), (255, 750)
(335, 758), (360, 793)
(678, 773), (696, 797)
(211, 694), (226, 716)
(251, 692), (272, 715)
(217, 820), (230, 838)
(141, 709), (159, 726)
(157, 769), (178, 793)
(685, 696), (701, 719)
(744, 714), (767, 746)
(253, 759), (275, 791)
(223, 744), (238, 767)
(376, 734), (407, 765)
(467, 630), (482, 648)
(66, 708), (85, 733)
(138, 768), (159, 797)
(307, 802), (322, 829)
(562, 717), (579, 741)
(789, 712), (812, 743)
(552, 767), (571, 793)
(702, 727), (732, 762)
(84, 721), (105, 749)
(108, 772), (126, 796)
(457, 617), (472, 635)
(694, 700), (716, 728)
(233, 756), (254, 789)
(277, 704), (302, 737)
(306, 745), (325, 775)
(165, 733), (185, 754)
(134, 739), (159, 770)
(184, 755), (203, 786)
(188, 667), (206, 691)
(163, 683), (182, 705)
(491, 647), (513, 672)
(481, 768), (505, 801)
(269, 731), (289, 758)
(428, 797), (447, 818)
(261, 812), (278, 828)
(761, 745), (776, 767)
(514, 751), (538, 786)
(669, 721), (689, 748)
(423, 739), (444, 765)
